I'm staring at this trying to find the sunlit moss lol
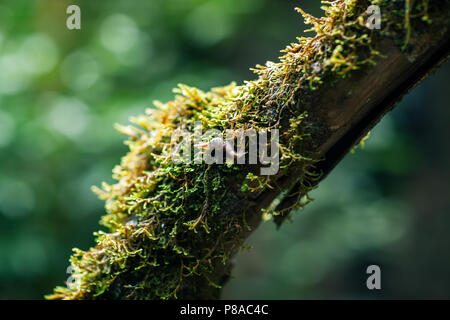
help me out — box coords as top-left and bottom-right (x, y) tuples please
(47, 0), (447, 300)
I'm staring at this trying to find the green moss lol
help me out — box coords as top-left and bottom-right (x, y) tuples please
(47, 0), (447, 300)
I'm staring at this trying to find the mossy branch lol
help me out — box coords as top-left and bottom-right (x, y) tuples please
(48, 0), (449, 300)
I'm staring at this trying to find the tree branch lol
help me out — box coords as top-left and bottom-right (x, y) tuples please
(48, 0), (450, 300)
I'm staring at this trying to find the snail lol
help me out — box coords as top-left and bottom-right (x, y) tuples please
(195, 137), (246, 159)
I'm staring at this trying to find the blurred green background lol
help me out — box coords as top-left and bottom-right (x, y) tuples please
(0, 0), (449, 299)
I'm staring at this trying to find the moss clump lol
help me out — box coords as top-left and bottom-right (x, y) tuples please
(47, 0), (446, 300)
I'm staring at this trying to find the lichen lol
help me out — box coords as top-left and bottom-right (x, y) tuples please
(47, 0), (447, 300)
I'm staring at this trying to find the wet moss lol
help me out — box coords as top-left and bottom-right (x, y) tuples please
(47, 0), (447, 300)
